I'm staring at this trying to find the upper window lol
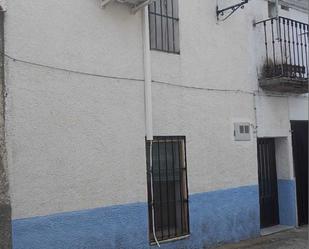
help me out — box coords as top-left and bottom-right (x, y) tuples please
(146, 136), (189, 244)
(148, 0), (180, 54)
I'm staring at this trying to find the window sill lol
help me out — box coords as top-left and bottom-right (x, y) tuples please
(150, 234), (190, 246)
(150, 48), (180, 55)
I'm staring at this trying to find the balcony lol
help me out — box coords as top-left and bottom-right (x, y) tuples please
(255, 17), (308, 94)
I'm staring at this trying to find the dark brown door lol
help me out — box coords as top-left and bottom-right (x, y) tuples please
(257, 138), (280, 228)
(291, 121), (308, 226)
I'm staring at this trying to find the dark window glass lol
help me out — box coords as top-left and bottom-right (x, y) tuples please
(146, 136), (189, 244)
(149, 0), (180, 54)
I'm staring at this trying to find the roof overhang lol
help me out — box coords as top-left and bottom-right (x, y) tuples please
(101, 0), (153, 13)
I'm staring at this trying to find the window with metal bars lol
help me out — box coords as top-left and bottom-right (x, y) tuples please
(148, 0), (180, 54)
(146, 136), (189, 244)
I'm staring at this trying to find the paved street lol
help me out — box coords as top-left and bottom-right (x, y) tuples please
(213, 226), (308, 249)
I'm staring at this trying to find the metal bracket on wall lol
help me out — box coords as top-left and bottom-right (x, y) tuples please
(216, 0), (249, 21)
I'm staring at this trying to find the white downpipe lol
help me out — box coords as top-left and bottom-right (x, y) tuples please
(275, 0), (279, 18)
(275, 0), (280, 34)
(142, 6), (160, 248)
(275, 0), (284, 73)
(143, 6), (153, 141)
(275, 0), (280, 38)
(149, 141), (160, 247)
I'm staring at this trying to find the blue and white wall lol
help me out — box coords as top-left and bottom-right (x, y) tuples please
(256, 94), (308, 227)
(13, 186), (260, 249)
(275, 137), (297, 226)
(255, 91), (309, 227)
(253, 1), (308, 227)
(3, 0), (307, 248)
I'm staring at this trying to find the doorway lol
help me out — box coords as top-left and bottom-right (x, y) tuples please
(291, 121), (308, 226)
(257, 138), (280, 228)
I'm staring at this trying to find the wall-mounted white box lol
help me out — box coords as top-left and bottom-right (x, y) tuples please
(234, 123), (251, 141)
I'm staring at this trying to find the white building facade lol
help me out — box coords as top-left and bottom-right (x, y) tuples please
(0, 0), (308, 248)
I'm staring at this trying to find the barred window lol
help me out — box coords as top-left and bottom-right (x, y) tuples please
(146, 137), (189, 244)
(148, 0), (180, 54)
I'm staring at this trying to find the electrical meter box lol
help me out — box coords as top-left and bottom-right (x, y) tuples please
(234, 123), (251, 141)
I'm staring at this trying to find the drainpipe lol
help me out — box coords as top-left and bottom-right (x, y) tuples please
(275, 0), (280, 41)
(0, 9), (12, 249)
(142, 6), (160, 247)
(275, 0), (284, 75)
(275, 0), (279, 18)
(142, 6), (153, 141)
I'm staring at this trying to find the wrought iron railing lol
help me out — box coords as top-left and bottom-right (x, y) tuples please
(255, 16), (308, 80)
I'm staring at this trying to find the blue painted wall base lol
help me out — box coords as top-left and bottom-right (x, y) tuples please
(13, 185), (260, 249)
(277, 179), (297, 226)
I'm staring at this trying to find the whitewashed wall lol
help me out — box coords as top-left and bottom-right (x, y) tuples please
(255, 95), (291, 137)
(275, 137), (294, 179)
(289, 95), (309, 120)
(4, 0), (308, 219)
(5, 0), (148, 219)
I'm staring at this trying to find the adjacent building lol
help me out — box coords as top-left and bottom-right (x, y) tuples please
(0, 0), (308, 248)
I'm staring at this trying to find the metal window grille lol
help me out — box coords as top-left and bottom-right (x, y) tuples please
(148, 0), (180, 54)
(146, 136), (189, 244)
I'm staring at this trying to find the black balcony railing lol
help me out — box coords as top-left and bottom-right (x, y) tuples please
(255, 16), (308, 80)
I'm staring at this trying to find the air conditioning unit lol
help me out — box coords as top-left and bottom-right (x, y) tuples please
(101, 0), (153, 13)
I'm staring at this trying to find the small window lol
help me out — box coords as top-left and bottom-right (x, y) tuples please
(146, 136), (189, 244)
(281, 5), (289, 11)
(148, 0), (180, 54)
